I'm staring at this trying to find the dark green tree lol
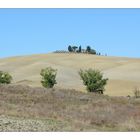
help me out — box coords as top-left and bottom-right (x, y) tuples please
(68, 45), (73, 52)
(78, 46), (82, 53)
(86, 46), (91, 53)
(72, 46), (78, 52)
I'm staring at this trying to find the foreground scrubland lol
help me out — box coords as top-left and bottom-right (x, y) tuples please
(0, 84), (140, 131)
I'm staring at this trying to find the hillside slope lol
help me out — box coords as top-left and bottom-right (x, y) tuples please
(0, 53), (140, 96)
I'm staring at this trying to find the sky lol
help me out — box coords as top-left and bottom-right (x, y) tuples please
(0, 8), (140, 58)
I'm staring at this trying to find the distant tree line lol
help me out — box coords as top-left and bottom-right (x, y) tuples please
(68, 45), (98, 55)
(53, 45), (107, 56)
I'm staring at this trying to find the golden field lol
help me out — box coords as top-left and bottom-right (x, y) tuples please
(0, 53), (140, 96)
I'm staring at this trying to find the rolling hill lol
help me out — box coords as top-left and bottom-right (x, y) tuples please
(0, 53), (140, 96)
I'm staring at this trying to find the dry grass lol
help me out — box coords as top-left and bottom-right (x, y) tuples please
(1, 53), (140, 96)
(0, 84), (140, 131)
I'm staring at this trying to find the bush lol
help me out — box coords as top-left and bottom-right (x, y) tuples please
(134, 87), (140, 98)
(0, 71), (12, 84)
(79, 69), (108, 94)
(89, 49), (96, 55)
(40, 67), (57, 88)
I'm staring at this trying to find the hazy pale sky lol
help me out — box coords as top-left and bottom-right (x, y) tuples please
(0, 9), (140, 58)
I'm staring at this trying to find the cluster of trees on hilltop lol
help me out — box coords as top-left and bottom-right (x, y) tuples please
(53, 45), (104, 55)
(68, 45), (99, 55)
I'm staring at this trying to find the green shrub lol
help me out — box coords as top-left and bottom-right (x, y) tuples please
(0, 71), (12, 84)
(79, 69), (108, 94)
(90, 49), (96, 55)
(40, 67), (57, 88)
